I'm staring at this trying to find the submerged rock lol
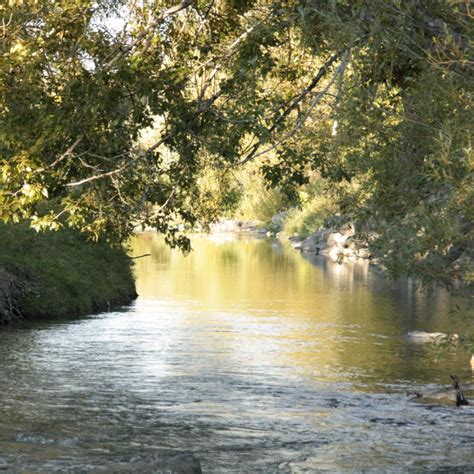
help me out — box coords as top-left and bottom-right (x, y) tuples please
(151, 453), (202, 473)
(300, 234), (321, 253)
(410, 377), (472, 407)
(124, 452), (202, 473)
(405, 331), (458, 342)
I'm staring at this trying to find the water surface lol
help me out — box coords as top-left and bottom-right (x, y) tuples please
(0, 233), (472, 471)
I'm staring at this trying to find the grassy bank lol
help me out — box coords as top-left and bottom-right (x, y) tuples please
(0, 222), (137, 323)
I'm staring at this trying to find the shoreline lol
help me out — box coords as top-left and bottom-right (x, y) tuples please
(206, 218), (376, 266)
(0, 223), (137, 325)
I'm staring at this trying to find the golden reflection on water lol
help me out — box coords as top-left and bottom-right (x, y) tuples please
(130, 232), (470, 387)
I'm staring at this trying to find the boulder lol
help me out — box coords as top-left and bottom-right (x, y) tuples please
(328, 245), (343, 263)
(342, 247), (355, 258)
(340, 222), (355, 236)
(327, 232), (349, 247)
(300, 234), (320, 253)
(356, 247), (371, 259)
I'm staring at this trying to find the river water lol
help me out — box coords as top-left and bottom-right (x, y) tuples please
(0, 233), (473, 472)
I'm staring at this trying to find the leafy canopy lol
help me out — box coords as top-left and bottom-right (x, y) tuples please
(1, 0), (472, 286)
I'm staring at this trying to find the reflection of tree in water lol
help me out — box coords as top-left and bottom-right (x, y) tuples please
(131, 234), (470, 387)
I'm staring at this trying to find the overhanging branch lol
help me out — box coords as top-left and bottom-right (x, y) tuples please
(239, 49), (345, 165)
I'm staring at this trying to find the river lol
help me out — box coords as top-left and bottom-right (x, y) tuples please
(0, 233), (472, 472)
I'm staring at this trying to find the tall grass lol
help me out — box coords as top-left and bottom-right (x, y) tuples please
(0, 222), (136, 320)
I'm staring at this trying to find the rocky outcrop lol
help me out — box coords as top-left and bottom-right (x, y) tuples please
(289, 223), (373, 264)
(209, 219), (263, 233)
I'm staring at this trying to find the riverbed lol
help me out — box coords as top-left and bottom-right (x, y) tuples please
(0, 233), (472, 472)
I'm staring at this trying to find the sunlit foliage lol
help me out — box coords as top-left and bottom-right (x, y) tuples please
(1, 1), (472, 285)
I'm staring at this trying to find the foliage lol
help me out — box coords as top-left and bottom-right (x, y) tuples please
(0, 222), (136, 320)
(284, 179), (337, 238)
(233, 162), (294, 226)
(1, 0), (472, 287)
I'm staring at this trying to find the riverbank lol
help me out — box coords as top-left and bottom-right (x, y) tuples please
(207, 217), (374, 266)
(0, 223), (137, 324)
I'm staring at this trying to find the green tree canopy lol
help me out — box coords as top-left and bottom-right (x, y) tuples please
(1, 0), (472, 286)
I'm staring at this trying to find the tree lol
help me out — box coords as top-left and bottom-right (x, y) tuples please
(1, 0), (472, 286)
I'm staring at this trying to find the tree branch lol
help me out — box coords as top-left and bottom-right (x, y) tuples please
(102, 0), (193, 71)
(65, 163), (129, 187)
(239, 50), (346, 165)
(48, 137), (82, 168)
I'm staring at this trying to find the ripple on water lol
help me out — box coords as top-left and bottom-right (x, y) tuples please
(0, 235), (473, 471)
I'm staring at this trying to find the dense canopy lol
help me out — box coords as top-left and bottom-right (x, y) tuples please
(1, 0), (472, 286)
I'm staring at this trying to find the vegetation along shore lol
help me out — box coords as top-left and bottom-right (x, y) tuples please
(0, 223), (136, 324)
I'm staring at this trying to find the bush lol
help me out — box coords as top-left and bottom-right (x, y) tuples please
(284, 180), (337, 237)
(233, 164), (294, 226)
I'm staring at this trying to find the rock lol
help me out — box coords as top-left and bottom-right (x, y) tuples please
(327, 232), (348, 247)
(356, 247), (371, 259)
(240, 220), (260, 232)
(316, 241), (331, 254)
(0, 459), (9, 470)
(410, 376), (471, 407)
(151, 453), (202, 474)
(410, 387), (459, 405)
(284, 221), (376, 266)
(339, 222), (355, 236)
(122, 453), (202, 473)
(328, 245), (343, 263)
(405, 331), (458, 342)
(300, 234), (320, 253)
(342, 247), (355, 258)
(342, 237), (357, 250)
(209, 219), (241, 233)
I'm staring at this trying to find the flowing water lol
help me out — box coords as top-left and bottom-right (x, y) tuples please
(1, 233), (473, 472)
